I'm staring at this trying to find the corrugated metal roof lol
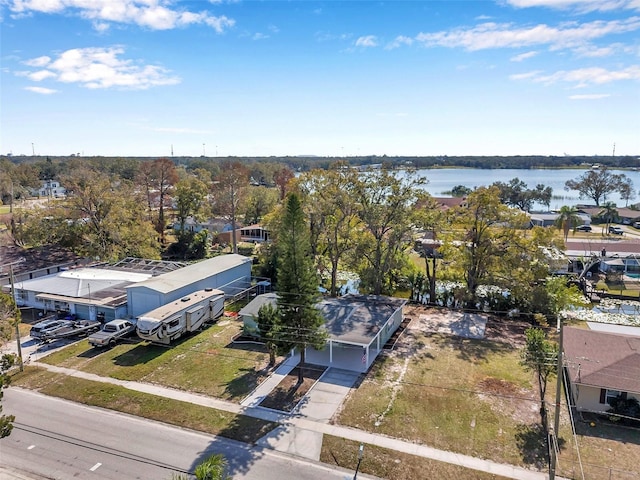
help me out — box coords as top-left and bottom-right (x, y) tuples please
(127, 254), (252, 294)
(14, 268), (151, 299)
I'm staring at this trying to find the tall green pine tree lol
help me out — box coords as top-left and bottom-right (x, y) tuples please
(276, 193), (326, 385)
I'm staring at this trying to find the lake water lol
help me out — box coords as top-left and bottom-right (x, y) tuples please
(413, 168), (640, 210)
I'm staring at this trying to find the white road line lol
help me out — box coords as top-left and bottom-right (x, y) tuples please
(90, 463), (102, 471)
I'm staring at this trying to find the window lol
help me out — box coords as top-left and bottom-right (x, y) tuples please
(600, 389), (625, 405)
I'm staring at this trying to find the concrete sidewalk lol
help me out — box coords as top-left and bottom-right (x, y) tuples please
(26, 362), (548, 479)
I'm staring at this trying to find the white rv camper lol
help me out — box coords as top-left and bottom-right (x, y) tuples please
(136, 288), (225, 344)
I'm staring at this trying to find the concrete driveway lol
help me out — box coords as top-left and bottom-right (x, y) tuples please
(256, 367), (360, 460)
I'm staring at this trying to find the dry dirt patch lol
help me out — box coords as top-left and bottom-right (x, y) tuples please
(259, 364), (326, 412)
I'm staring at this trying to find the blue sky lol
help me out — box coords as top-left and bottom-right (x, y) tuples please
(1, 0), (639, 158)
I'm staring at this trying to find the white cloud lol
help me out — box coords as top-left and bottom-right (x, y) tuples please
(509, 70), (544, 80)
(20, 47), (180, 89)
(504, 0), (640, 13)
(7, 0), (235, 32)
(23, 55), (51, 67)
(386, 35), (414, 50)
(24, 86), (58, 94)
(569, 93), (612, 99)
(252, 32), (269, 40)
(415, 17), (640, 51)
(511, 65), (640, 85)
(355, 35), (378, 47)
(27, 69), (56, 81)
(510, 50), (538, 61)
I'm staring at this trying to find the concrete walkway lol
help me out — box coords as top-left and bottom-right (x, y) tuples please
(25, 361), (549, 480)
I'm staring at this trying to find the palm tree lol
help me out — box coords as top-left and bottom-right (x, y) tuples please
(170, 453), (231, 480)
(554, 206), (580, 241)
(599, 201), (618, 235)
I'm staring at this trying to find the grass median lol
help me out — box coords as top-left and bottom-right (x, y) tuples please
(35, 319), (272, 402)
(321, 435), (511, 480)
(11, 366), (278, 444)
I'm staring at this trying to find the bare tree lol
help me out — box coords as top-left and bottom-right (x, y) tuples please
(212, 160), (249, 254)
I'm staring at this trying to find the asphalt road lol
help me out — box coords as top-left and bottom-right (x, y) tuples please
(1, 388), (365, 480)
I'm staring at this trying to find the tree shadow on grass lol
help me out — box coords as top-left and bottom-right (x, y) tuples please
(432, 334), (514, 363)
(224, 366), (268, 400)
(112, 342), (169, 366)
(77, 346), (105, 359)
(514, 423), (562, 469)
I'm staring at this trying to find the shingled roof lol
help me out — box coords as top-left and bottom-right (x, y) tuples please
(564, 326), (640, 394)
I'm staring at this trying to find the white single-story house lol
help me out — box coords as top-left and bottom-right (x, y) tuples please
(239, 293), (407, 373)
(127, 254), (252, 318)
(172, 217), (229, 235)
(528, 212), (591, 228)
(9, 267), (152, 322)
(563, 326), (640, 413)
(239, 225), (270, 243)
(31, 180), (66, 198)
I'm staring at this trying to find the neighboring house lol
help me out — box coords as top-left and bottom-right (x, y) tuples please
(528, 212), (591, 228)
(0, 245), (85, 287)
(7, 267), (152, 322)
(217, 225), (270, 245)
(32, 180), (66, 198)
(239, 225), (270, 243)
(577, 205), (640, 225)
(239, 293), (407, 373)
(563, 326), (640, 413)
(126, 254), (252, 317)
(172, 217), (227, 235)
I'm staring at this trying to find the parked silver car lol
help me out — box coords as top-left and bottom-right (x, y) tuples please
(30, 319), (73, 340)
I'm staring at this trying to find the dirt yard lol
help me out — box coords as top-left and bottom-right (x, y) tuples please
(403, 304), (532, 347)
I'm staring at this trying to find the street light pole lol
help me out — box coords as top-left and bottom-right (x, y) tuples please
(353, 443), (364, 479)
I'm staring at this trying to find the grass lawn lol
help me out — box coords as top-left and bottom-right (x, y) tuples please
(321, 435), (511, 480)
(11, 366), (277, 444)
(37, 319), (271, 402)
(334, 331), (544, 469)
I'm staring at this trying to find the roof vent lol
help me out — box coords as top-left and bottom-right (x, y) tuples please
(204, 287), (213, 292)
(181, 296), (190, 302)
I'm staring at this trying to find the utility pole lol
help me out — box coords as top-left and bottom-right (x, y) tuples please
(353, 444), (364, 479)
(9, 265), (23, 372)
(550, 316), (564, 480)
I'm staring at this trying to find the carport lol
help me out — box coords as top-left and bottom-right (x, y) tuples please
(241, 293), (407, 373)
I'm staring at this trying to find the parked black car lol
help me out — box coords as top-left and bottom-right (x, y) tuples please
(576, 225), (592, 232)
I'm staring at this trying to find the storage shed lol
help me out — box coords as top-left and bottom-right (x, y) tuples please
(127, 254), (252, 317)
(240, 293), (407, 373)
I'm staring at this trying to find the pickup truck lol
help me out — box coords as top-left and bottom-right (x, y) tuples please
(88, 319), (136, 348)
